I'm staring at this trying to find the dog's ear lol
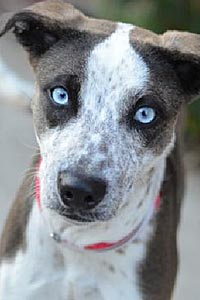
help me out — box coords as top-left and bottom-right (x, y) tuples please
(0, 0), (84, 66)
(161, 31), (200, 102)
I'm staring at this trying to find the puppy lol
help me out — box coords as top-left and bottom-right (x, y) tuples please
(0, 1), (199, 299)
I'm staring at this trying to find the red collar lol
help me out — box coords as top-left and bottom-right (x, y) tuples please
(35, 158), (161, 252)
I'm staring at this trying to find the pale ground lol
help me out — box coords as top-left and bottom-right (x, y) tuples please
(0, 34), (199, 299)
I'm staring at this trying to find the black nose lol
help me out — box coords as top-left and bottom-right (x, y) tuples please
(57, 172), (107, 210)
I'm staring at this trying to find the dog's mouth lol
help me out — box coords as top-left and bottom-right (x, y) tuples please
(56, 206), (108, 223)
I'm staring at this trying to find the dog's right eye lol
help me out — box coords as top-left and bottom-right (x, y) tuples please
(50, 87), (69, 106)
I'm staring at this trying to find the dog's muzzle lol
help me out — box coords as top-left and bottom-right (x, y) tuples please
(57, 171), (107, 210)
(36, 158), (161, 252)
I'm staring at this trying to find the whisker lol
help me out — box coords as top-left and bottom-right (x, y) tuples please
(19, 169), (38, 181)
(20, 141), (40, 151)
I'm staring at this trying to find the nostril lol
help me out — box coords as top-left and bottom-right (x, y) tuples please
(62, 191), (74, 207)
(66, 191), (73, 199)
(84, 195), (96, 209)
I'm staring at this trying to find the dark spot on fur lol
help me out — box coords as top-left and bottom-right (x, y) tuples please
(120, 270), (128, 278)
(137, 200), (143, 209)
(102, 261), (115, 273)
(116, 248), (125, 255)
(132, 238), (140, 244)
(53, 251), (64, 268)
(121, 201), (129, 210)
(108, 264), (115, 273)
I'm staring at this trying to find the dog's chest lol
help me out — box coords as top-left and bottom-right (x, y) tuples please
(61, 243), (145, 300)
(0, 205), (150, 300)
(0, 242), (145, 300)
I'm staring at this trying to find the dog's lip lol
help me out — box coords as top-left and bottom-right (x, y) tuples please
(58, 208), (111, 224)
(62, 213), (96, 224)
(55, 198), (112, 223)
(57, 201), (98, 223)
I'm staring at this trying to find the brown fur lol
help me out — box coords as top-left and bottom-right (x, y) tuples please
(139, 118), (184, 300)
(0, 154), (39, 263)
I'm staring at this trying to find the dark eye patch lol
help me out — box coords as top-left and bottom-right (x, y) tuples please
(122, 95), (173, 148)
(126, 96), (167, 129)
(41, 74), (81, 128)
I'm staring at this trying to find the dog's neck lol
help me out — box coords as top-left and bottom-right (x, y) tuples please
(20, 201), (148, 299)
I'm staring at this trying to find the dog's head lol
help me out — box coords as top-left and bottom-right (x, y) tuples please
(1, 0), (200, 246)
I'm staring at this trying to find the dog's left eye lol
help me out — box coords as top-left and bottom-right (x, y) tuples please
(134, 107), (156, 124)
(50, 87), (69, 106)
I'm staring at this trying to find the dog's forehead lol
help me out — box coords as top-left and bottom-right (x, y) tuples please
(38, 23), (150, 98)
(86, 23), (148, 85)
(81, 24), (149, 112)
(34, 1), (162, 89)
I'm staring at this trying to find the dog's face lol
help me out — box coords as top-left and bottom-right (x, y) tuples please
(36, 23), (180, 224)
(1, 0), (200, 244)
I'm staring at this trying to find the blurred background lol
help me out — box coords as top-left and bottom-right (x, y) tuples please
(0, 0), (199, 299)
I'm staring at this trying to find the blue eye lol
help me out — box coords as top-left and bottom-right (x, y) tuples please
(134, 107), (156, 124)
(51, 87), (69, 106)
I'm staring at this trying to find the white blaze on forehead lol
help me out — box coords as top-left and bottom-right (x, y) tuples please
(81, 23), (149, 116)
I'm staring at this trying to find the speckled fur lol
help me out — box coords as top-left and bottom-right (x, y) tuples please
(1, 1), (200, 299)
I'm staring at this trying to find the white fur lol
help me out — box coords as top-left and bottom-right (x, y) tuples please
(0, 202), (153, 300)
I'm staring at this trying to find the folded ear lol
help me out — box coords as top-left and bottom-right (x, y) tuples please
(0, 0), (84, 65)
(161, 31), (200, 102)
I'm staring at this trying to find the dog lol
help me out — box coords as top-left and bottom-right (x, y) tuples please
(0, 0), (199, 299)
